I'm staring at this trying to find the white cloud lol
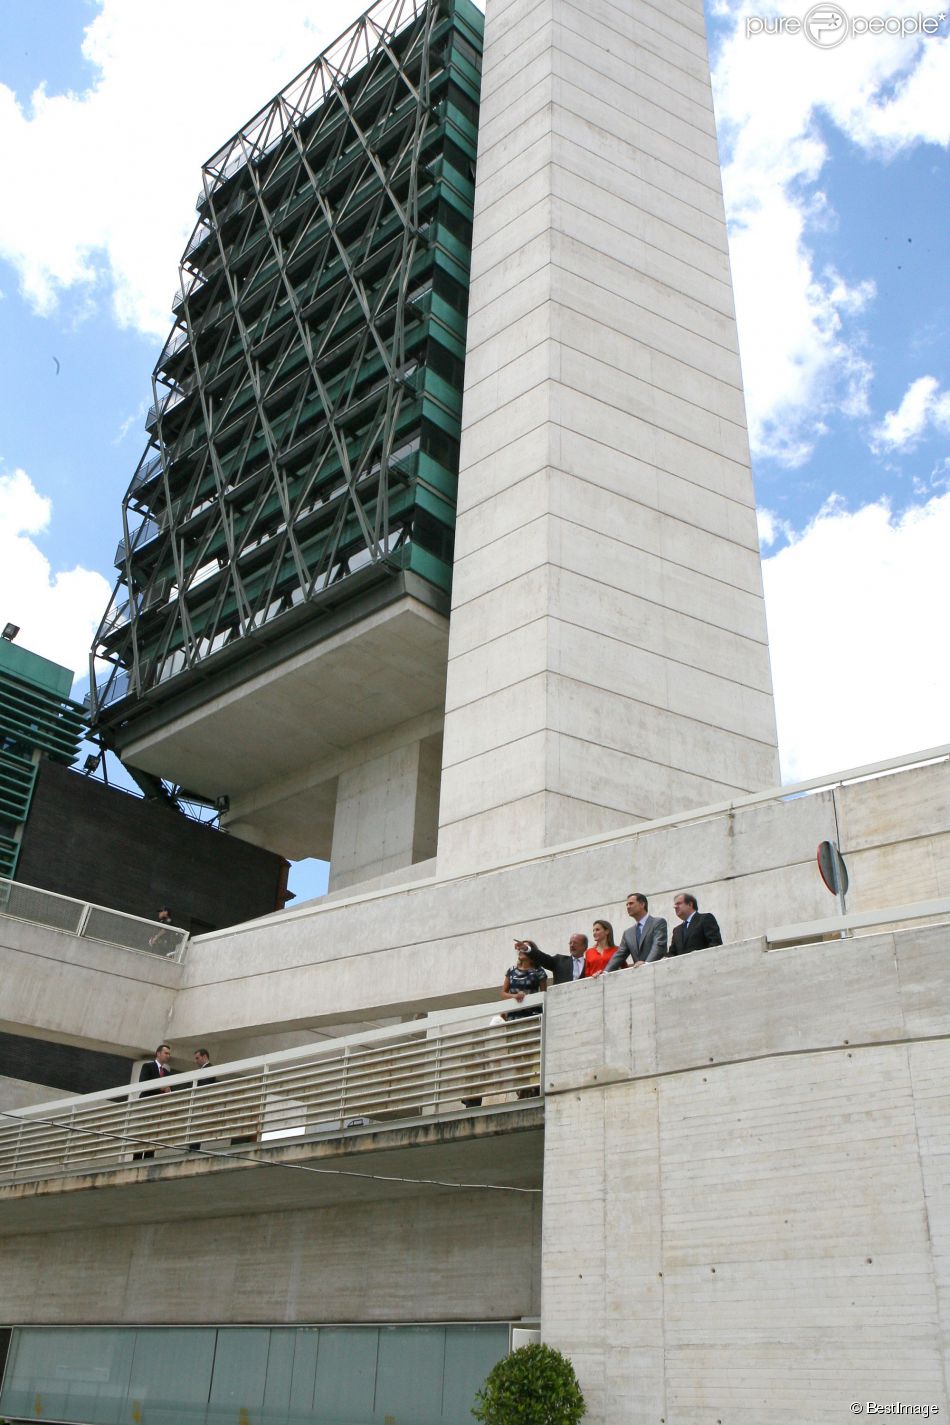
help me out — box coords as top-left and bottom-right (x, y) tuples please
(1, 0), (944, 473)
(113, 401), (148, 446)
(0, 468), (112, 681)
(756, 506), (793, 548)
(712, 0), (950, 464)
(763, 491), (950, 782)
(0, 1), (370, 337)
(872, 375), (950, 451)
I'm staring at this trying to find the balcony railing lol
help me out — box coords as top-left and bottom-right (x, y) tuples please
(0, 999), (544, 1185)
(114, 515), (160, 566)
(89, 667), (131, 711)
(0, 877), (188, 960)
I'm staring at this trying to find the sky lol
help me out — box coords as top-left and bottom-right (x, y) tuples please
(0, 0), (947, 903)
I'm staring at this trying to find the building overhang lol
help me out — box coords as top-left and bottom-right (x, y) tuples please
(117, 589), (449, 818)
(0, 1107), (544, 1235)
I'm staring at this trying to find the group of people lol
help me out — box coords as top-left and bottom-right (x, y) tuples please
(502, 891), (723, 1002)
(459, 892), (721, 1109)
(132, 1045), (214, 1158)
(132, 894), (723, 1132)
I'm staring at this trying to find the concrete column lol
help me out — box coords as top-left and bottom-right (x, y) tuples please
(328, 734), (441, 892)
(437, 0), (779, 874)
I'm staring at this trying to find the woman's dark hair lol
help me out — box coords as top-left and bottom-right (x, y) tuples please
(593, 919), (615, 945)
(518, 940), (541, 961)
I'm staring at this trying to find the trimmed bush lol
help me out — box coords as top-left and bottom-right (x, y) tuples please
(472, 1343), (586, 1425)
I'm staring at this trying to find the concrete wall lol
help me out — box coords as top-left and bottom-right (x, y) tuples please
(0, 1075), (72, 1111)
(167, 759), (950, 1046)
(0, 914), (180, 1058)
(0, 1188), (541, 1327)
(541, 923), (950, 1424)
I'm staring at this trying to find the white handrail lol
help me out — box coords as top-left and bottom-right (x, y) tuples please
(0, 996), (545, 1185)
(767, 897), (950, 948)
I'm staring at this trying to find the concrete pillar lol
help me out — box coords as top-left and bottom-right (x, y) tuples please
(328, 733), (441, 891)
(437, 0), (779, 875)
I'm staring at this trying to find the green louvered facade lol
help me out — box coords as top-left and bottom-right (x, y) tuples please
(0, 641), (84, 879)
(91, 0), (483, 758)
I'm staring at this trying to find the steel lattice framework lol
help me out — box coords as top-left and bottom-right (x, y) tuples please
(91, 0), (482, 745)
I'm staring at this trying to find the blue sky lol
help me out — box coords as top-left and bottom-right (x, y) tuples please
(0, 0), (947, 903)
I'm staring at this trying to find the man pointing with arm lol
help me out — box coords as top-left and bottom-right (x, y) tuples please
(524, 933), (591, 984)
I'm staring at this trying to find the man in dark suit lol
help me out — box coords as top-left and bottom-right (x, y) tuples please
(669, 893), (723, 955)
(189, 1048), (216, 1152)
(133, 1043), (173, 1159)
(523, 933), (590, 984)
(607, 893), (667, 970)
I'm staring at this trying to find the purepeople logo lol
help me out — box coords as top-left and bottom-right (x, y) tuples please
(746, 4), (946, 47)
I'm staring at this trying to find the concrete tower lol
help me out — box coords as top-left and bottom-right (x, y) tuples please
(437, 0), (779, 872)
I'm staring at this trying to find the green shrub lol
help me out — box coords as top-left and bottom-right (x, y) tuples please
(472, 1342), (586, 1425)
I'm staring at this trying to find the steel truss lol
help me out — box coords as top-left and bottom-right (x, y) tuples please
(91, 0), (482, 728)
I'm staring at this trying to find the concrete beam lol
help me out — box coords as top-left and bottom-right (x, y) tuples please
(0, 1116), (543, 1327)
(0, 915), (179, 1058)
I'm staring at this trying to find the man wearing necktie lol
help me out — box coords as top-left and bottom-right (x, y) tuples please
(606, 893), (668, 970)
(669, 893), (723, 955)
(133, 1043), (173, 1160)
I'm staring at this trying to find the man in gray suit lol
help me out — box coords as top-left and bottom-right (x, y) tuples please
(606, 893), (668, 970)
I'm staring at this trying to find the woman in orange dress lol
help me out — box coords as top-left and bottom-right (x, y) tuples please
(585, 919), (618, 976)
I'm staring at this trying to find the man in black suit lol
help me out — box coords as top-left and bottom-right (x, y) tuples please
(133, 1043), (173, 1159)
(189, 1048), (216, 1151)
(523, 933), (590, 984)
(669, 893), (723, 955)
(607, 892), (668, 970)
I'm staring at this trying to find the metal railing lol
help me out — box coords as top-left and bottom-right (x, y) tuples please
(0, 878), (189, 960)
(767, 896), (950, 948)
(0, 999), (544, 1185)
(114, 515), (161, 566)
(129, 452), (163, 491)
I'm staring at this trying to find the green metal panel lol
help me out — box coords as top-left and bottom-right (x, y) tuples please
(0, 638), (86, 882)
(261, 1330), (300, 1419)
(0, 832), (19, 879)
(441, 1326), (510, 1421)
(312, 1326), (379, 1422)
(0, 639), (74, 700)
(0, 674), (85, 763)
(282, 1328), (321, 1420)
(374, 1326), (445, 1424)
(0, 750), (37, 821)
(207, 1327), (271, 1418)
